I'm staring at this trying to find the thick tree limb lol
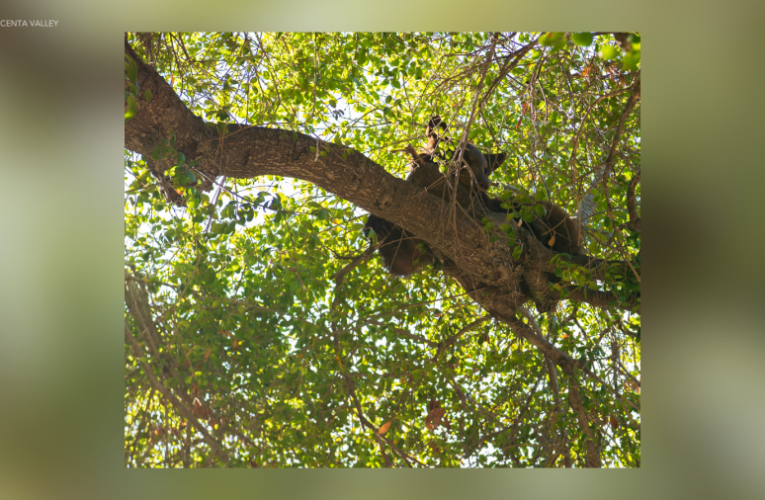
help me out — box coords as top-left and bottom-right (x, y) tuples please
(126, 41), (515, 289)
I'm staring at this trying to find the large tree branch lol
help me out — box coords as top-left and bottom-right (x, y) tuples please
(125, 41), (528, 295)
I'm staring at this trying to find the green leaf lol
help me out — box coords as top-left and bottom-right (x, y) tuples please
(622, 51), (640, 71)
(125, 95), (137, 121)
(124, 54), (137, 83)
(520, 206), (534, 224)
(143, 90), (152, 103)
(600, 45), (619, 60)
(210, 222), (225, 234)
(539, 32), (564, 47)
(151, 143), (166, 160)
(571, 32), (594, 46)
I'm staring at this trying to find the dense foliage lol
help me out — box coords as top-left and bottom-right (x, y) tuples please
(124, 32), (641, 467)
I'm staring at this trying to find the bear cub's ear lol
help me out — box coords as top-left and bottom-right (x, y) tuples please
(484, 153), (507, 173)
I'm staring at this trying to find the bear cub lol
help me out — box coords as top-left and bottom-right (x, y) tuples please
(364, 116), (583, 276)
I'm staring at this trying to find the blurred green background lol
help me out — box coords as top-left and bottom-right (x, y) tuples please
(0, 0), (763, 498)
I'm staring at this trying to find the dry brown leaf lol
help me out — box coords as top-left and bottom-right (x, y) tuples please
(610, 415), (620, 429)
